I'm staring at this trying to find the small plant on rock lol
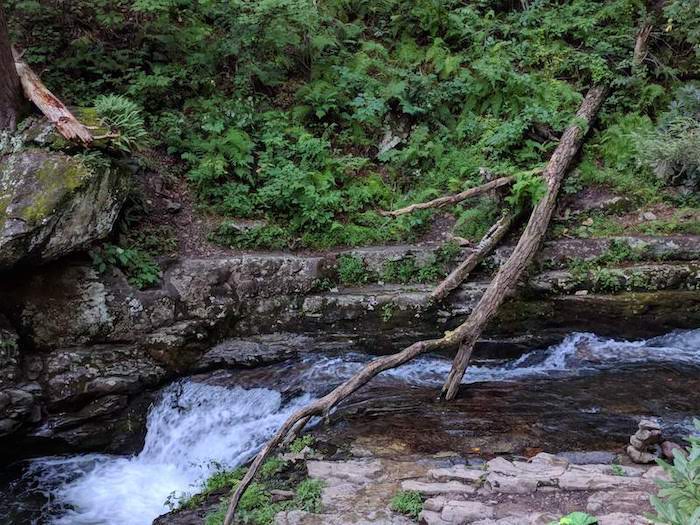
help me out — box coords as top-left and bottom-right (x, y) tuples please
(289, 434), (315, 454)
(390, 490), (423, 519)
(548, 511), (598, 525)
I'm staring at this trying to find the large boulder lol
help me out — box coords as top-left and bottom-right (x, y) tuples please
(0, 119), (129, 270)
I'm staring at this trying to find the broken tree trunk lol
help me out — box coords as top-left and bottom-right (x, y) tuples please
(430, 212), (515, 304)
(13, 50), (93, 144)
(440, 85), (607, 401)
(633, 23), (653, 65)
(0, 5), (25, 130)
(380, 176), (513, 217)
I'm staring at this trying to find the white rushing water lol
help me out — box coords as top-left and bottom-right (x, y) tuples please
(27, 384), (312, 525)
(24, 329), (700, 525)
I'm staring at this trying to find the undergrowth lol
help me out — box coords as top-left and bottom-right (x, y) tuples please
(8, 0), (699, 248)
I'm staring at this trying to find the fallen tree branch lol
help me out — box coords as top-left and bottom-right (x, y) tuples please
(13, 50), (93, 144)
(439, 85), (608, 401)
(221, 86), (607, 525)
(380, 176), (514, 217)
(430, 212), (515, 304)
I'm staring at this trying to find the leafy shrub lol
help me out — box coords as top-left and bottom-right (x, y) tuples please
(91, 244), (161, 289)
(294, 479), (324, 512)
(337, 255), (371, 285)
(289, 435), (315, 454)
(260, 458), (286, 480)
(94, 95), (148, 152)
(390, 490), (423, 519)
(650, 419), (700, 525)
(548, 512), (598, 525)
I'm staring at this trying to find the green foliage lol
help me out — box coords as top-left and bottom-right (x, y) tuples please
(506, 169), (547, 212)
(641, 85), (700, 190)
(289, 435), (315, 454)
(337, 255), (371, 286)
(9, 0), (700, 247)
(260, 458), (286, 480)
(294, 479), (324, 513)
(209, 223), (290, 250)
(390, 490), (423, 519)
(454, 199), (499, 242)
(548, 512), (598, 525)
(650, 419), (700, 525)
(611, 464), (626, 476)
(94, 95), (148, 152)
(90, 244), (161, 289)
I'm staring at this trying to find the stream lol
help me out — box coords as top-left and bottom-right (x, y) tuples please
(1, 329), (699, 525)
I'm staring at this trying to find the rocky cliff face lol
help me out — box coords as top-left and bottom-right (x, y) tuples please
(0, 115), (129, 269)
(0, 236), (699, 456)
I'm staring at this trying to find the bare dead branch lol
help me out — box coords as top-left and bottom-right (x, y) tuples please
(380, 176), (514, 217)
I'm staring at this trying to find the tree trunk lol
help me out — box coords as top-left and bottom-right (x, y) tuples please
(440, 86), (607, 401)
(0, 4), (25, 131)
(633, 23), (653, 65)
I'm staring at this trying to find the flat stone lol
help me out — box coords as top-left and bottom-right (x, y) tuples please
(441, 501), (495, 523)
(430, 465), (486, 483)
(638, 419), (661, 431)
(401, 480), (476, 496)
(424, 496), (448, 512)
(586, 491), (652, 514)
(420, 510), (450, 525)
(558, 470), (654, 491)
(598, 513), (652, 525)
(485, 474), (539, 494)
(307, 460), (383, 484)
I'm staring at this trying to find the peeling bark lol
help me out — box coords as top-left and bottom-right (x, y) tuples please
(13, 50), (93, 144)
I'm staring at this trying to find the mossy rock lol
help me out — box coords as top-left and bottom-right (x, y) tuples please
(0, 146), (129, 269)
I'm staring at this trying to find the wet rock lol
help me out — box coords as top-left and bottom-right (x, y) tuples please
(401, 480), (476, 496)
(556, 451), (617, 465)
(0, 145), (128, 269)
(661, 441), (686, 460)
(44, 344), (166, 407)
(195, 336), (300, 371)
(586, 491), (651, 514)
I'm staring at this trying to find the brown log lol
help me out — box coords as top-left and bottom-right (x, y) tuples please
(13, 50), (93, 144)
(430, 212), (515, 304)
(380, 176), (514, 217)
(633, 23), (653, 65)
(440, 86), (608, 401)
(0, 6), (25, 130)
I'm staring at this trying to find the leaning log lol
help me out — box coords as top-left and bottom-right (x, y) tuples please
(13, 50), (93, 144)
(440, 86), (607, 400)
(430, 212), (515, 304)
(380, 176), (514, 217)
(221, 86), (607, 525)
